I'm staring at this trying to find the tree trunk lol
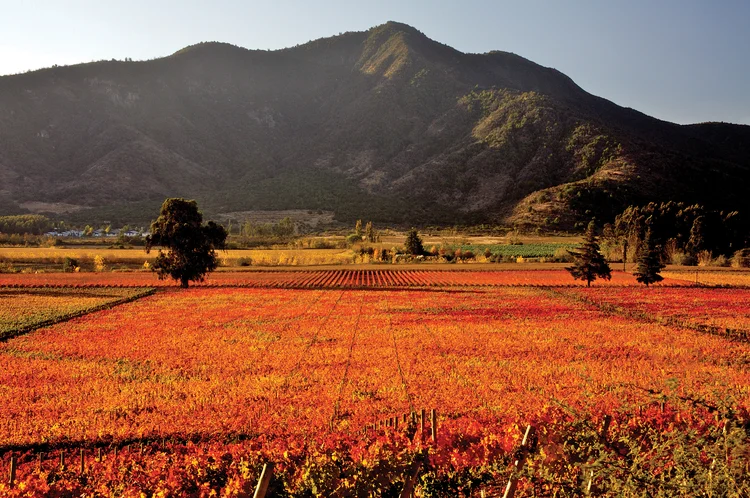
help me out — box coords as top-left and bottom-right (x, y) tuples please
(180, 277), (189, 288)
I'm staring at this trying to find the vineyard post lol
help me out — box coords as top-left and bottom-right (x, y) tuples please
(253, 462), (274, 498)
(586, 414), (613, 494)
(502, 425), (535, 498)
(430, 409), (437, 443)
(394, 416), (399, 430)
(60, 450), (65, 471)
(97, 447), (102, 462)
(600, 415), (612, 441)
(80, 449), (85, 475)
(420, 408), (425, 436)
(8, 454), (16, 489)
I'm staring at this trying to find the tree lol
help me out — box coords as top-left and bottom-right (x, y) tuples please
(405, 228), (424, 256)
(145, 198), (228, 288)
(566, 220), (612, 287)
(634, 228), (665, 287)
(365, 221), (376, 243)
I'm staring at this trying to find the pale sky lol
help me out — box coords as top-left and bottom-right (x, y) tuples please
(1, 0), (748, 125)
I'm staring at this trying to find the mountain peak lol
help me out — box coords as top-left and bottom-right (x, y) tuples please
(171, 41), (249, 58)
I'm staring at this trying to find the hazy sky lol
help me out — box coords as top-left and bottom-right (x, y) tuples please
(1, 0), (748, 125)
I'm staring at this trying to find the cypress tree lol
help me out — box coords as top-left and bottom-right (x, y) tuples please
(405, 228), (424, 256)
(566, 220), (612, 287)
(634, 228), (665, 287)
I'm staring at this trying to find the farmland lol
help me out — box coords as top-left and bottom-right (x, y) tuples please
(0, 271), (749, 495)
(0, 287), (153, 340)
(0, 268), (691, 289)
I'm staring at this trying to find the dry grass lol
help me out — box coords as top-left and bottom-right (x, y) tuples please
(662, 269), (750, 287)
(0, 247), (356, 267)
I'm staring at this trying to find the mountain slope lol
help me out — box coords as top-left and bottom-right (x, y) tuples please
(0, 21), (748, 226)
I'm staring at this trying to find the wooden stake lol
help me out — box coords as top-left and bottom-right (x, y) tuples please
(113, 446), (118, 460)
(420, 409), (425, 435)
(80, 448), (85, 475)
(394, 416), (399, 430)
(9, 454), (16, 489)
(502, 425), (535, 498)
(97, 448), (102, 462)
(60, 450), (65, 471)
(430, 409), (437, 443)
(600, 415), (612, 442)
(586, 470), (594, 494)
(253, 462), (274, 498)
(38, 452), (43, 471)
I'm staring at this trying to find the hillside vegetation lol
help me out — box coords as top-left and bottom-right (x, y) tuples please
(0, 22), (748, 226)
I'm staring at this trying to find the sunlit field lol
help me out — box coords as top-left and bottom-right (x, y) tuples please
(0, 271), (748, 495)
(0, 287), (153, 340)
(0, 269), (691, 288)
(0, 247), (355, 267)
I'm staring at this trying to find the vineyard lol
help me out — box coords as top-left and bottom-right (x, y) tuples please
(0, 287), (153, 340)
(0, 271), (749, 495)
(0, 269), (691, 288)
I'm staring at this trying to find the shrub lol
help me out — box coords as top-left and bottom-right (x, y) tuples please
(93, 255), (107, 272)
(459, 250), (475, 261)
(346, 233), (362, 246)
(671, 251), (697, 266)
(237, 257), (253, 267)
(552, 247), (574, 263)
(731, 249), (750, 268)
(63, 257), (79, 273)
(712, 255), (730, 267)
(696, 250), (713, 267)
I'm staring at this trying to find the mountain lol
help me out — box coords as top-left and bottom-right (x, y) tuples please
(1, 21), (748, 227)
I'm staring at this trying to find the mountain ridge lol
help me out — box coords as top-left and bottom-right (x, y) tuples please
(0, 21), (748, 226)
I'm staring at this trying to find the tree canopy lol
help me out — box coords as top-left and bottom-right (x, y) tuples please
(145, 198), (227, 288)
(566, 220), (612, 287)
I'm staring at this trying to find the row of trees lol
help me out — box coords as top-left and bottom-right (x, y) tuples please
(0, 214), (52, 235)
(348, 219), (380, 244)
(239, 217), (295, 239)
(567, 221), (664, 287)
(140, 198), (740, 288)
(605, 202), (748, 261)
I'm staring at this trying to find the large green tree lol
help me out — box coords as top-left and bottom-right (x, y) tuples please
(634, 228), (665, 287)
(566, 220), (612, 287)
(145, 198), (228, 288)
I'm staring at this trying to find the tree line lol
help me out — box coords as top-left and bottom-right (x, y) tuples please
(604, 202), (749, 264)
